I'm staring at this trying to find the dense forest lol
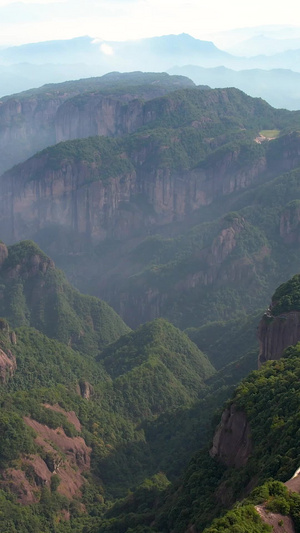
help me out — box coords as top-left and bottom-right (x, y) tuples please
(0, 240), (299, 532)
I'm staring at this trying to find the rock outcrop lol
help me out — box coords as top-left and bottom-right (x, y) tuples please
(255, 505), (296, 533)
(0, 318), (17, 383)
(77, 380), (93, 400)
(0, 242), (8, 266)
(1, 407), (92, 505)
(258, 311), (300, 366)
(0, 347), (16, 383)
(210, 404), (252, 468)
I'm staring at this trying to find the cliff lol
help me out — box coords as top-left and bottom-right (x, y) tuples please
(258, 272), (300, 365)
(1, 407), (91, 505)
(0, 72), (194, 174)
(3, 128), (300, 248)
(0, 317), (17, 383)
(0, 136), (268, 246)
(210, 403), (252, 468)
(2, 88), (300, 330)
(211, 269), (300, 463)
(107, 215), (271, 328)
(0, 347), (16, 383)
(258, 311), (300, 366)
(280, 200), (300, 244)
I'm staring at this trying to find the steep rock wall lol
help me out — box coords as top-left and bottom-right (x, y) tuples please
(0, 145), (268, 246)
(55, 95), (147, 142)
(210, 404), (252, 468)
(0, 95), (67, 174)
(2, 128), (300, 249)
(258, 311), (300, 366)
(0, 78), (192, 174)
(0, 347), (16, 383)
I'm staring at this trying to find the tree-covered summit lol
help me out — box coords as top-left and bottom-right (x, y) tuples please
(0, 240), (130, 354)
(271, 273), (300, 315)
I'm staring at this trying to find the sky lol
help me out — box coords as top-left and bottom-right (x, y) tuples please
(0, 0), (300, 47)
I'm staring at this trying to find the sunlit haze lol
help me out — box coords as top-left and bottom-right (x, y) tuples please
(1, 0), (300, 47)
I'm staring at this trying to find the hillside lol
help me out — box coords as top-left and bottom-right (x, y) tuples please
(98, 318), (214, 420)
(0, 240), (129, 354)
(94, 304), (300, 533)
(0, 252), (300, 531)
(0, 71), (195, 175)
(0, 240), (226, 530)
(163, 342), (300, 532)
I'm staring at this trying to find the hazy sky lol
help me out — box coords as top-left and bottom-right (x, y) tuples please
(0, 0), (300, 47)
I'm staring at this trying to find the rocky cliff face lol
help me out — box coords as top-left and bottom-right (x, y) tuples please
(0, 74), (193, 175)
(0, 347), (16, 383)
(0, 141), (273, 246)
(2, 124), (300, 250)
(1, 408), (91, 505)
(0, 316), (17, 383)
(210, 404), (252, 468)
(258, 311), (300, 366)
(0, 94), (67, 174)
(55, 94), (147, 142)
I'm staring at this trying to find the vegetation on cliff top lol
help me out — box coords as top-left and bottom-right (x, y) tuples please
(3, 71), (194, 101)
(202, 480), (300, 533)
(271, 273), (300, 315)
(8, 85), (300, 183)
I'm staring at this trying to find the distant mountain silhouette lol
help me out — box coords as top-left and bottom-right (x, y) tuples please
(1, 32), (300, 107)
(169, 64), (300, 110)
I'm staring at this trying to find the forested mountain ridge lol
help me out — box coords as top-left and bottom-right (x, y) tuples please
(0, 240), (130, 354)
(3, 32), (300, 110)
(0, 71), (195, 175)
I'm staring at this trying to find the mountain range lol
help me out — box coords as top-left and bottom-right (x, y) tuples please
(1, 31), (300, 110)
(1, 70), (300, 532)
(1, 72), (300, 331)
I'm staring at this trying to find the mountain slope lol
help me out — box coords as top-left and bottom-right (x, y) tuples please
(0, 240), (130, 354)
(1, 244), (300, 532)
(0, 240), (220, 525)
(0, 71), (195, 174)
(99, 295), (300, 533)
(98, 318), (214, 419)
